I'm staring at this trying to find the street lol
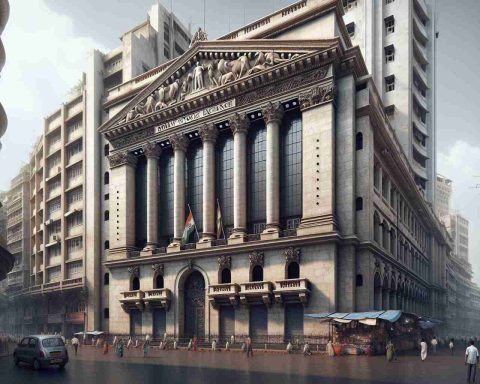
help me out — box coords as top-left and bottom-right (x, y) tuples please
(0, 346), (475, 384)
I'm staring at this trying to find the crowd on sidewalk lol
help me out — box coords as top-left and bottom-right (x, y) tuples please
(0, 333), (20, 356)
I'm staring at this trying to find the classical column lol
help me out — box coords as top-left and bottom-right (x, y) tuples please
(108, 151), (138, 253)
(228, 113), (250, 244)
(168, 133), (189, 251)
(297, 82), (338, 236)
(261, 102), (284, 240)
(198, 123), (218, 245)
(143, 142), (162, 251)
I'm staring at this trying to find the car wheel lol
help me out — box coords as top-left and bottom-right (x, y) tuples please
(33, 359), (41, 371)
(13, 354), (19, 366)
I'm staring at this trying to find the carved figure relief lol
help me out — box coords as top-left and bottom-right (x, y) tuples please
(128, 266), (140, 278)
(217, 255), (231, 270)
(249, 251), (264, 267)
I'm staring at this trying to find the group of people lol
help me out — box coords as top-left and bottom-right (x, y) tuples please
(0, 333), (19, 356)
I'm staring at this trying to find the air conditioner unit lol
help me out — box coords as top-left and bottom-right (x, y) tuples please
(57, 166), (62, 173)
(45, 219), (53, 226)
(52, 235), (61, 242)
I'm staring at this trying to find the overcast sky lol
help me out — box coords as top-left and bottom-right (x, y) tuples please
(0, 1), (479, 280)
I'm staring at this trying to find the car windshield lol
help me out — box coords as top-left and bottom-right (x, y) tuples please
(41, 338), (65, 348)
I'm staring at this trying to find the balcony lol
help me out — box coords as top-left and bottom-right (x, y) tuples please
(413, 86), (428, 112)
(120, 290), (145, 312)
(412, 160), (428, 181)
(413, 113), (428, 137)
(67, 224), (83, 238)
(413, 0), (429, 22)
(143, 288), (172, 310)
(66, 103), (83, 120)
(239, 281), (273, 306)
(208, 283), (240, 307)
(413, 38), (428, 65)
(273, 278), (311, 306)
(412, 138), (428, 159)
(413, 12), (428, 44)
(67, 152), (83, 168)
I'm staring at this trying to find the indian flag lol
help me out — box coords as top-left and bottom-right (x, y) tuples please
(182, 208), (196, 244)
(216, 200), (224, 239)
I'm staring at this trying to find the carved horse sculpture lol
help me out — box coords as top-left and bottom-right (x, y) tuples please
(217, 54), (251, 80)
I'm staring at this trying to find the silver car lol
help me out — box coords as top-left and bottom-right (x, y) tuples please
(13, 335), (69, 370)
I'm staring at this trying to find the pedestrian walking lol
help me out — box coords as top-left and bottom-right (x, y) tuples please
(212, 339), (217, 351)
(225, 341), (230, 351)
(173, 339), (178, 350)
(386, 340), (394, 362)
(286, 341), (293, 354)
(71, 336), (79, 356)
(420, 338), (428, 361)
(126, 337), (132, 350)
(449, 338), (454, 356)
(193, 335), (198, 351)
(326, 340), (335, 357)
(143, 340), (150, 357)
(431, 336), (438, 355)
(466, 340), (479, 383)
(113, 335), (118, 347)
(303, 342), (312, 356)
(246, 336), (253, 358)
(187, 339), (192, 351)
(103, 340), (109, 354)
(117, 340), (124, 358)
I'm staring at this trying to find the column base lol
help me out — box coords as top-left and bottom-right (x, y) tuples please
(297, 215), (338, 236)
(197, 233), (215, 249)
(142, 243), (158, 253)
(228, 228), (247, 245)
(167, 239), (182, 253)
(261, 224), (280, 240)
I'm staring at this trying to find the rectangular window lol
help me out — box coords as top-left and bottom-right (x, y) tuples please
(159, 151), (174, 244)
(346, 22), (355, 37)
(67, 237), (83, 255)
(385, 44), (395, 63)
(342, 0), (357, 12)
(385, 16), (395, 34)
(47, 197), (61, 215)
(385, 75), (395, 92)
(67, 119), (82, 141)
(67, 140), (83, 160)
(67, 187), (83, 205)
(47, 244), (61, 266)
(67, 163), (83, 187)
(67, 261), (83, 279)
(67, 211), (83, 230)
(215, 134), (234, 229)
(186, 141), (203, 236)
(47, 266), (61, 283)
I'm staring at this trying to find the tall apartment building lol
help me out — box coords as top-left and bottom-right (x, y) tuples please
(0, 2), (191, 335)
(342, 0), (436, 202)
(447, 213), (469, 262)
(5, 167), (31, 297)
(434, 174), (452, 223)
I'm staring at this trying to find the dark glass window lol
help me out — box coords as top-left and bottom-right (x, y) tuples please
(104, 273), (109, 285)
(186, 141), (203, 237)
(280, 111), (302, 225)
(104, 172), (109, 185)
(104, 144), (110, 157)
(247, 120), (267, 231)
(287, 262), (300, 279)
(155, 275), (164, 289)
(132, 277), (140, 291)
(221, 268), (231, 284)
(356, 132), (363, 150)
(251, 265), (263, 282)
(104, 308), (110, 319)
(135, 156), (147, 249)
(104, 210), (109, 221)
(356, 197), (363, 211)
(104, 240), (110, 250)
(159, 150), (174, 245)
(215, 133), (234, 229)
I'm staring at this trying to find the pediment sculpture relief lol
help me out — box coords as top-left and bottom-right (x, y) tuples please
(119, 50), (304, 125)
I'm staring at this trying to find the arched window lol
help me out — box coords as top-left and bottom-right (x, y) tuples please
(104, 273), (109, 285)
(104, 144), (110, 157)
(155, 275), (164, 289)
(132, 276), (140, 291)
(104, 308), (109, 319)
(382, 221), (390, 250)
(104, 210), (109, 221)
(356, 197), (363, 211)
(355, 132), (363, 150)
(390, 229), (396, 256)
(104, 172), (109, 185)
(373, 212), (381, 243)
(104, 240), (110, 250)
(287, 262), (300, 279)
(221, 268), (231, 284)
(251, 265), (263, 282)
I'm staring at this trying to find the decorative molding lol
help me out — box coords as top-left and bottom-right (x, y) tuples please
(284, 247), (301, 263)
(217, 255), (231, 270)
(143, 142), (162, 159)
(169, 133), (189, 152)
(152, 263), (164, 276)
(110, 127), (155, 150)
(187, 258), (195, 271)
(299, 82), (335, 111)
(262, 102), (284, 124)
(249, 250), (264, 267)
(229, 113), (250, 135)
(128, 266), (140, 278)
(108, 151), (138, 169)
(198, 123), (218, 143)
(190, 27), (208, 47)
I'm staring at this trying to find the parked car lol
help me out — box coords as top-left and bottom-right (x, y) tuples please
(13, 335), (68, 370)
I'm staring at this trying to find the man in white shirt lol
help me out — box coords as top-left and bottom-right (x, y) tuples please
(466, 340), (479, 383)
(71, 336), (79, 356)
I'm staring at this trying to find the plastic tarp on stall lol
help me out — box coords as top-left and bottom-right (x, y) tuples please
(305, 310), (403, 324)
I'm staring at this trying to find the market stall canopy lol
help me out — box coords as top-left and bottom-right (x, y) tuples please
(418, 316), (443, 329)
(74, 331), (105, 336)
(305, 310), (403, 324)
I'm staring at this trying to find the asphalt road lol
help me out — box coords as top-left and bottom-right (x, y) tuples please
(0, 346), (474, 384)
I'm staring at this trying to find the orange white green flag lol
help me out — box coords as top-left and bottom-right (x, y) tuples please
(182, 207), (196, 244)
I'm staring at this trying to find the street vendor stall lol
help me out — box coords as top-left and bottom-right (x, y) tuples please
(305, 311), (437, 355)
(74, 331), (105, 346)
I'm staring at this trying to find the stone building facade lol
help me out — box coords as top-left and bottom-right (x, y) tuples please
(98, 0), (449, 342)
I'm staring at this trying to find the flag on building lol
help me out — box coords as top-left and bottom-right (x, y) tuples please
(182, 207), (196, 244)
(216, 200), (224, 239)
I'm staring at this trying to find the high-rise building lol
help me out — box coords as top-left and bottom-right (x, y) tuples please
(434, 174), (452, 223)
(342, 0), (436, 202)
(1, 1), (191, 335)
(446, 213), (469, 262)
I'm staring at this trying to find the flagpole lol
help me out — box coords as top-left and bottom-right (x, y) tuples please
(187, 204), (200, 242)
(217, 198), (226, 240)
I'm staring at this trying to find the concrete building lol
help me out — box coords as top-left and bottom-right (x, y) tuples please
(435, 174), (452, 223)
(0, 2), (191, 335)
(342, 0), (436, 202)
(98, 0), (449, 343)
(446, 213), (469, 262)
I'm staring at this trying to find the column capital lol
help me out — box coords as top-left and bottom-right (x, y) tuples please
(299, 82), (336, 111)
(169, 133), (189, 152)
(262, 101), (284, 125)
(229, 113), (250, 136)
(198, 123), (218, 143)
(108, 151), (138, 169)
(143, 142), (162, 159)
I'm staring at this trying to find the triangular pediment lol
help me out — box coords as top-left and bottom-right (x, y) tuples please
(99, 39), (339, 134)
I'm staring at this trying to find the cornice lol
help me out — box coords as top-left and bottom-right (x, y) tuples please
(108, 151), (138, 169)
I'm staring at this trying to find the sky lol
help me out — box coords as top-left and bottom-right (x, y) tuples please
(0, 1), (479, 280)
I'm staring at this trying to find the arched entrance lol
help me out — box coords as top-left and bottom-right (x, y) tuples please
(184, 271), (205, 339)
